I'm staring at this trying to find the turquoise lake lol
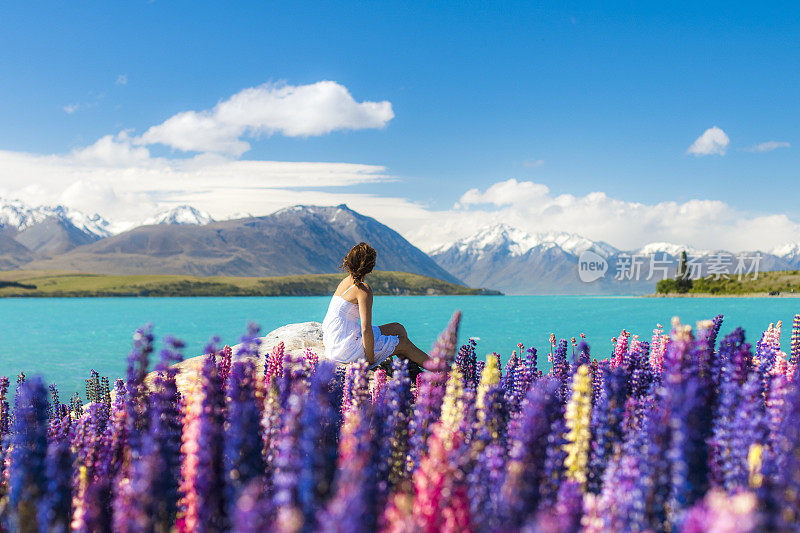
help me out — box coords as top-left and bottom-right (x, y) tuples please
(2, 295), (798, 397)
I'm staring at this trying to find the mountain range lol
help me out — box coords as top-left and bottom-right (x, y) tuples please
(1, 198), (799, 294)
(429, 223), (800, 295)
(0, 200), (460, 283)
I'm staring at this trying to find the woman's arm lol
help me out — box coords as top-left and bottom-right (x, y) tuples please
(358, 286), (375, 365)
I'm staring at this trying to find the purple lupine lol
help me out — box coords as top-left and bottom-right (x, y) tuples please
(769, 379), (800, 528)
(477, 383), (509, 449)
(341, 360), (369, 415)
(124, 325), (155, 460)
(468, 442), (505, 531)
(320, 406), (378, 533)
(455, 338), (478, 388)
(75, 401), (113, 531)
(225, 360), (265, 521)
(196, 353), (228, 532)
(666, 374), (712, 525)
(273, 382), (305, 531)
(552, 339), (570, 403)
(137, 335), (186, 530)
(408, 312), (462, 470)
(539, 417), (567, 511)
(501, 378), (560, 527)
(38, 435), (73, 533)
(586, 365), (627, 494)
(217, 345), (233, 386)
(297, 362), (340, 532)
(373, 358), (413, 504)
(593, 452), (647, 531)
(636, 400), (673, 531)
(0, 376), (10, 439)
(724, 372), (767, 492)
(503, 349), (520, 396)
(9, 377), (49, 531)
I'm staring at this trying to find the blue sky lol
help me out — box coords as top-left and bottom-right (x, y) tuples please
(0, 1), (798, 250)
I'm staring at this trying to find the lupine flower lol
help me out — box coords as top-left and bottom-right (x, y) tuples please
(455, 338), (478, 389)
(563, 364), (592, 488)
(195, 353), (228, 532)
(9, 377), (49, 531)
(370, 368), (388, 405)
(177, 383), (202, 533)
(0, 376), (10, 439)
(320, 406), (380, 533)
(439, 363), (467, 442)
(38, 435), (73, 533)
(266, 341), (285, 386)
(475, 354), (500, 416)
(468, 442), (504, 531)
(225, 360), (264, 523)
(217, 345), (233, 385)
(380, 358), (414, 492)
(552, 339), (570, 403)
(274, 384), (305, 532)
(790, 313), (800, 365)
(501, 378), (560, 528)
(297, 362), (340, 531)
(341, 360), (369, 415)
(5, 311), (800, 531)
(408, 311), (461, 470)
(610, 329), (630, 368)
(409, 422), (472, 532)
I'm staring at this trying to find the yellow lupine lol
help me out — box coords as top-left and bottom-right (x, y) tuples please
(439, 363), (466, 446)
(748, 443), (763, 488)
(563, 364), (592, 488)
(476, 354), (500, 414)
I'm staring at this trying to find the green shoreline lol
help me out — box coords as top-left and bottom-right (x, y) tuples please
(0, 270), (502, 298)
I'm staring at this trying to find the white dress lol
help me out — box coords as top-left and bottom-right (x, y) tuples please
(321, 285), (399, 368)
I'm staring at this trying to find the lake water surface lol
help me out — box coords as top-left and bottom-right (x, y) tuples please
(2, 295), (798, 397)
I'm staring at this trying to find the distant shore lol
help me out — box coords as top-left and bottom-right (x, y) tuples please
(0, 270), (502, 298)
(646, 292), (800, 298)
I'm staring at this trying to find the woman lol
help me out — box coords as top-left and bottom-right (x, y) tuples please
(322, 242), (431, 368)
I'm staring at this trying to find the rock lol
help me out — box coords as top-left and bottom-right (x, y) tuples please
(148, 321), (325, 394)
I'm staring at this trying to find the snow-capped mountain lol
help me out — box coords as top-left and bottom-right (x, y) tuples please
(0, 198), (112, 259)
(430, 224), (800, 294)
(142, 205), (214, 226)
(632, 242), (708, 257)
(772, 242), (800, 268)
(430, 224), (619, 259)
(0, 199), (112, 239)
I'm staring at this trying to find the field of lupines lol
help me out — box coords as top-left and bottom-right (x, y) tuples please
(2, 310), (800, 532)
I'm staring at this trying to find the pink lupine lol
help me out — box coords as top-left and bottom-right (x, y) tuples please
(177, 385), (202, 533)
(610, 329), (630, 368)
(265, 341), (285, 386)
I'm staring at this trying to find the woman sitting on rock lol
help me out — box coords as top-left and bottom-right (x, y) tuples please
(322, 242), (431, 369)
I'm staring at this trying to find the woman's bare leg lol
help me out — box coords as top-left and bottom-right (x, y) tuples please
(379, 322), (430, 367)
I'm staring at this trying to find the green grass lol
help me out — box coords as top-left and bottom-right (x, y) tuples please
(0, 270), (500, 297)
(656, 270), (800, 295)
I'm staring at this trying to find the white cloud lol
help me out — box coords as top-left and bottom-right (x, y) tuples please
(136, 81), (394, 155)
(745, 141), (790, 153)
(0, 144), (393, 230)
(687, 126), (730, 156)
(401, 179), (800, 252)
(63, 103), (81, 114)
(116, 74), (128, 85)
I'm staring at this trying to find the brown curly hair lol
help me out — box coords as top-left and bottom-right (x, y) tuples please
(341, 242), (376, 284)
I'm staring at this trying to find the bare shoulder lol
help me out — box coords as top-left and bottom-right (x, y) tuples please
(356, 281), (373, 299)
